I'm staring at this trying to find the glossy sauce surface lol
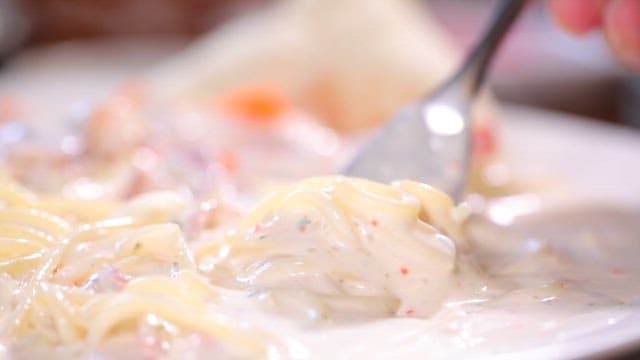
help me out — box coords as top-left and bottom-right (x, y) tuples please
(270, 203), (640, 359)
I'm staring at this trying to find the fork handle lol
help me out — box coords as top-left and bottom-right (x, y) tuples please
(451, 0), (525, 97)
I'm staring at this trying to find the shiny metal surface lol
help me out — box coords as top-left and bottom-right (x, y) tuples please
(344, 0), (524, 200)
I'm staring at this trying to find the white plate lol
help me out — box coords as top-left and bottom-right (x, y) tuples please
(497, 105), (640, 359)
(501, 105), (640, 207)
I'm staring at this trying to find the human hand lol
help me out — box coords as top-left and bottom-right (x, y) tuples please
(548, 0), (640, 70)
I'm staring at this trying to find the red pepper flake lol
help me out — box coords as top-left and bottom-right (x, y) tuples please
(405, 309), (414, 316)
(400, 267), (409, 276)
(370, 219), (379, 227)
(610, 267), (625, 275)
(72, 280), (82, 287)
(253, 223), (262, 233)
(113, 268), (130, 285)
(52, 266), (60, 275)
(296, 216), (311, 234)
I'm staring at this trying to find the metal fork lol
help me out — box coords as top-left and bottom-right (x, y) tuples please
(343, 0), (525, 201)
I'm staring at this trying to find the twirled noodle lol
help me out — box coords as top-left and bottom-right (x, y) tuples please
(196, 177), (460, 321)
(0, 176), (463, 358)
(0, 182), (272, 359)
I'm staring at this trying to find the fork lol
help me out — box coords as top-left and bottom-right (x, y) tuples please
(344, 0), (525, 201)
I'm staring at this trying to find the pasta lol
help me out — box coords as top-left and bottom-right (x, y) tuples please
(0, 182), (274, 359)
(0, 176), (463, 358)
(195, 177), (461, 321)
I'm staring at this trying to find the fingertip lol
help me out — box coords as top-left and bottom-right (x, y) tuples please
(604, 0), (640, 70)
(547, 0), (604, 35)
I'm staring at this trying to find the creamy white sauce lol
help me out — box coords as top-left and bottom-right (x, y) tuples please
(124, 197), (637, 360)
(199, 178), (458, 322)
(3, 179), (639, 360)
(220, 203), (640, 359)
(2, 87), (638, 358)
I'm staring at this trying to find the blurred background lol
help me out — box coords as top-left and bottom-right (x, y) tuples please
(0, 0), (638, 127)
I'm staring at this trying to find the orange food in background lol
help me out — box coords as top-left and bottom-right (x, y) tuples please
(84, 87), (148, 159)
(217, 84), (290, 125)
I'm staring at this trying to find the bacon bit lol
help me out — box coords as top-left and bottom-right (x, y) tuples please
(405, 309), (414, 316)
(115, 79), (148, 107)
(370, 219), (379, 227)
(0, 94), (26, 122)
(472, 125), (496, 156)
(85, 92), (146, 160)
(218, 149), (239, 174)
(400, 267), (409, 276)
(299, 225), (307, 233)
(217, 84), (290, 125)
(52, 266), (60, 275)
(112, 267), (130, 285)
(610, 267), (625, 275)
(72, 280), (82, 287)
